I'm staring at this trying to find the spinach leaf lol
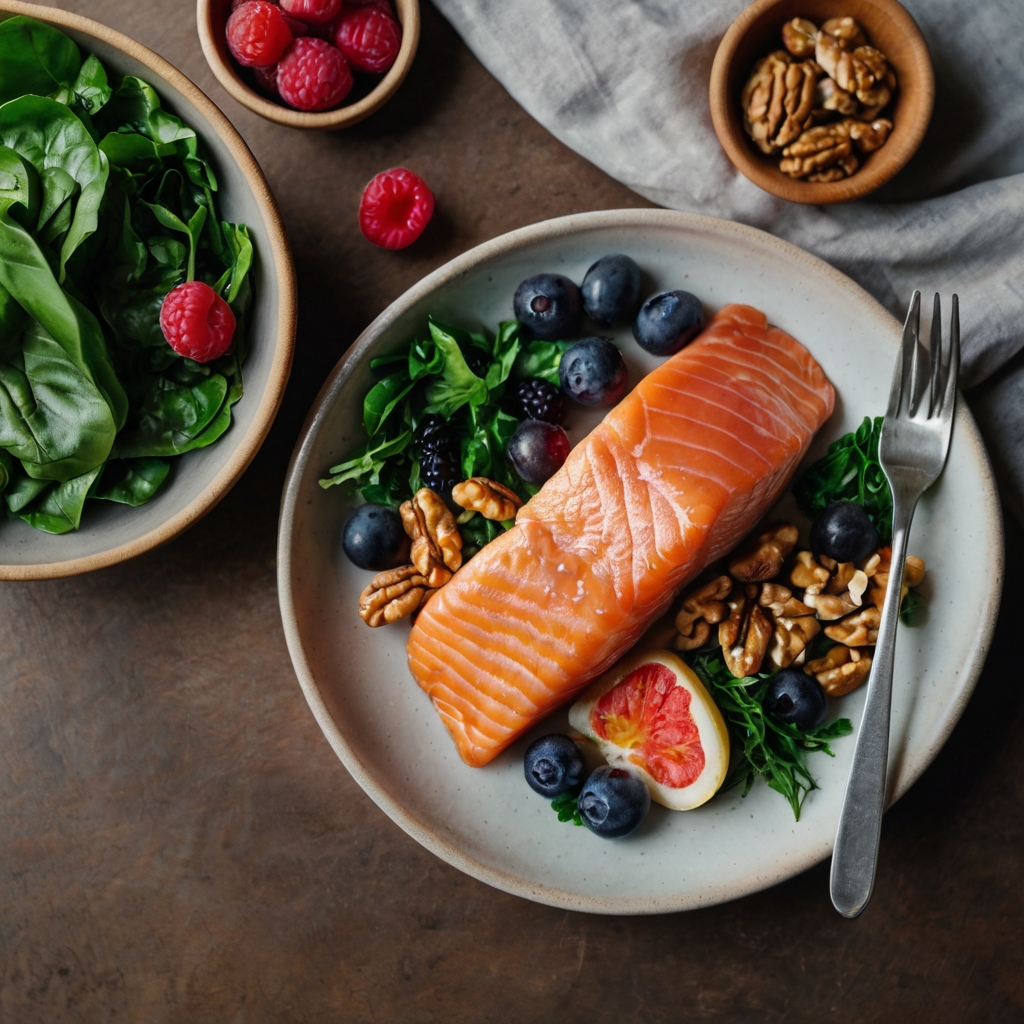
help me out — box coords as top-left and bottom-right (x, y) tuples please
(16, 463), (103, 534)
(0, 95), (109, 279)
(793, 416), (893, 540)
(0, 447), (10, 496)
(0, 16), (80, 106)
(91, 456), (169, 505)
(69, 54), (111, 117)
(363, 369), (415, 437)
(0, 320), (116, 481)
(484, 320), (521, 392)
(423, 320), (488, 417)
(512, 339), (572, 384)
(113, 374), (229, 459)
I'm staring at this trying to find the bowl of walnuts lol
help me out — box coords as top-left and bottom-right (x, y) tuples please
(709, 0), (934, 204)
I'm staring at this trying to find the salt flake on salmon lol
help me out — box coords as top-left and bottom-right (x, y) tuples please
(407, 304), (835, 767)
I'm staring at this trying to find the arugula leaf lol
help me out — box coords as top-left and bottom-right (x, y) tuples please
(423, 320), (488, 418)
(793, 416), (893, 541)
(512, 339), (572, 385)
(688, 652), (852, 821)
(319, 427), (413, 491)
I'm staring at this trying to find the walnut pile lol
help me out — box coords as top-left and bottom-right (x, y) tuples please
(741, 16), (897, 181)
(673, 521), (925, 699)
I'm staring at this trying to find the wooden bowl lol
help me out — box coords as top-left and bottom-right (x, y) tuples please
(0, 0), (296, 580)
(709, 0), (934, 204)
(197, 0), (420, 130)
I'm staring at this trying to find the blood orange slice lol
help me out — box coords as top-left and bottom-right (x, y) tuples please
(568, 650), (729, 810)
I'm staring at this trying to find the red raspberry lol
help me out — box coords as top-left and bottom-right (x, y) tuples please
(359, 168), (434, 250)
(226, 1), (292, 68)
(334, 6), (401, 74)
(277, 37), (353, 110)
(280, 0), (341, 25)
(252, 62), (280, 97)
(160, 282), (236, 364)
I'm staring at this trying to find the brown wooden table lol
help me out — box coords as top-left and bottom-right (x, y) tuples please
(2, 2), (1022, 1020)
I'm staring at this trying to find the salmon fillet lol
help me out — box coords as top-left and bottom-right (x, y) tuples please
(407, 304), (835, 767)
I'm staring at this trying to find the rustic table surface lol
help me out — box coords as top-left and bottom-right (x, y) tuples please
(2, 1), (1022, 1021)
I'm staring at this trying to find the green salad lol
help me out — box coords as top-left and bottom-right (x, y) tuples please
(0, 16), (253, 534)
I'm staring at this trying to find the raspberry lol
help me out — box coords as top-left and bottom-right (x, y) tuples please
(276, 37), (353, 111)
(359, 168), (434, 250)
(160, 282), (236, 364)
(252, 62), (280, 97)
(226, 1), (293, 68)
(280, 0), (341, 25)
(334, 6), (401, 74)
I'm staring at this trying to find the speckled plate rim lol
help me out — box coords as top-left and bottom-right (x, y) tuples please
(0, 0), (297, 581)
(277, 208), (1002, 915)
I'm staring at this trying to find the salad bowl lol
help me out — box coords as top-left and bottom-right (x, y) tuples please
(278, 209), (1000, 914)
(0, 0), (296, 580)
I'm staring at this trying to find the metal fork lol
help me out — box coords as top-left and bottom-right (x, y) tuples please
(829, 292), (960, 919)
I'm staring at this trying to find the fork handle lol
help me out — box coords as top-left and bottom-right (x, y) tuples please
(829, 494), (915, 918)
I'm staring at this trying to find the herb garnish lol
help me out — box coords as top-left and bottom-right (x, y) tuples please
(793, 416), (893, 541)
(687, 651), (852, 821)
(551, 792), (584, 826)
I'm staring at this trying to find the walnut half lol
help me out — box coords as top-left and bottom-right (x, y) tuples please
(674, 575), (733, 652)
(452, 477), (522, 522)
(400, 488), (463, 588)
(359, 565), (429, 627)
(728, 523), (799, 583)
(805, 644), (872, 696)
(719, 585), (773, 677)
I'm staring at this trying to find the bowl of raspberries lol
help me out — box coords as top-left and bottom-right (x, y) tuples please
(197, 0), (418, 128)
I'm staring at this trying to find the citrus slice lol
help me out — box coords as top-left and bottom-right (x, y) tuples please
(568, 650), (730, 810)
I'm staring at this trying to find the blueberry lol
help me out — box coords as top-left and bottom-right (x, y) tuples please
(524, 734), (587, 798)
(342, 503), (410, 571)
(632, 290), (704, 356)
(507, 419), (571, 484)
(513, 273), (582, 341)
(581, 254), (642, 326)
(577, 765), (650, 839)
(810, 501), (880, 564)
(558, 337), (628, 406)
(764, 668), (827, 731)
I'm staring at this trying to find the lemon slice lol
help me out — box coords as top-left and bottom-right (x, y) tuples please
(569, 649), (730, 811)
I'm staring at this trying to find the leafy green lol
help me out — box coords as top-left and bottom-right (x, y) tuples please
(551, 792), (584, 826)
(513, 339), (571, 385)
(688, 651), (852, 821)
(900, 589), (927, 627)
(0, 18), (255, 533)
(794, 416), (893, 541)
(0, 17), (81, 106)
(423, 321), (489, 418)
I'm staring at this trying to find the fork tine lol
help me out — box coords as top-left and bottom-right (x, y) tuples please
(941, 294), (960, 418)
(929, 293), (942, 417)
(889, 291), (920, 419)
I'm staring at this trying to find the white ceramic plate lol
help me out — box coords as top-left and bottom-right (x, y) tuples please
(278, 210), (1002, 914)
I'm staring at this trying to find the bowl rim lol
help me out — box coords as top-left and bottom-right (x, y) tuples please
(709, 0), (935, 205)
(196, 0), (420, 131)
(277, 207), (1003, 914)
(0, 0), (297, 581)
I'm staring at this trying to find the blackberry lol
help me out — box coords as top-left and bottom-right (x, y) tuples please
(414, 414), (457, 456)
(511, 378), (565, 425)
(420, 449), (462, 495)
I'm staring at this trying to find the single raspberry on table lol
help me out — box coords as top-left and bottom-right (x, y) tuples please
(276, 37), (353, 110)
(359, 168), (434, 250)
(226, 1), (292, 68)
(280, 0), (341, 25)
(160, 282), (236, 364)
(334, 5), (401, 74)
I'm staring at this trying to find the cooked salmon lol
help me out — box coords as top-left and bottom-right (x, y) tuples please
(407, 304), (835, 767)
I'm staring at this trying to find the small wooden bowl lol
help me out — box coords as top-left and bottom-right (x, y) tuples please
(709, 0), (934, 204)
(197, 0), (420, 131)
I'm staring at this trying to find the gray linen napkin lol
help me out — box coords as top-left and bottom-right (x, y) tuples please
(433, 0), (1024, 517)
